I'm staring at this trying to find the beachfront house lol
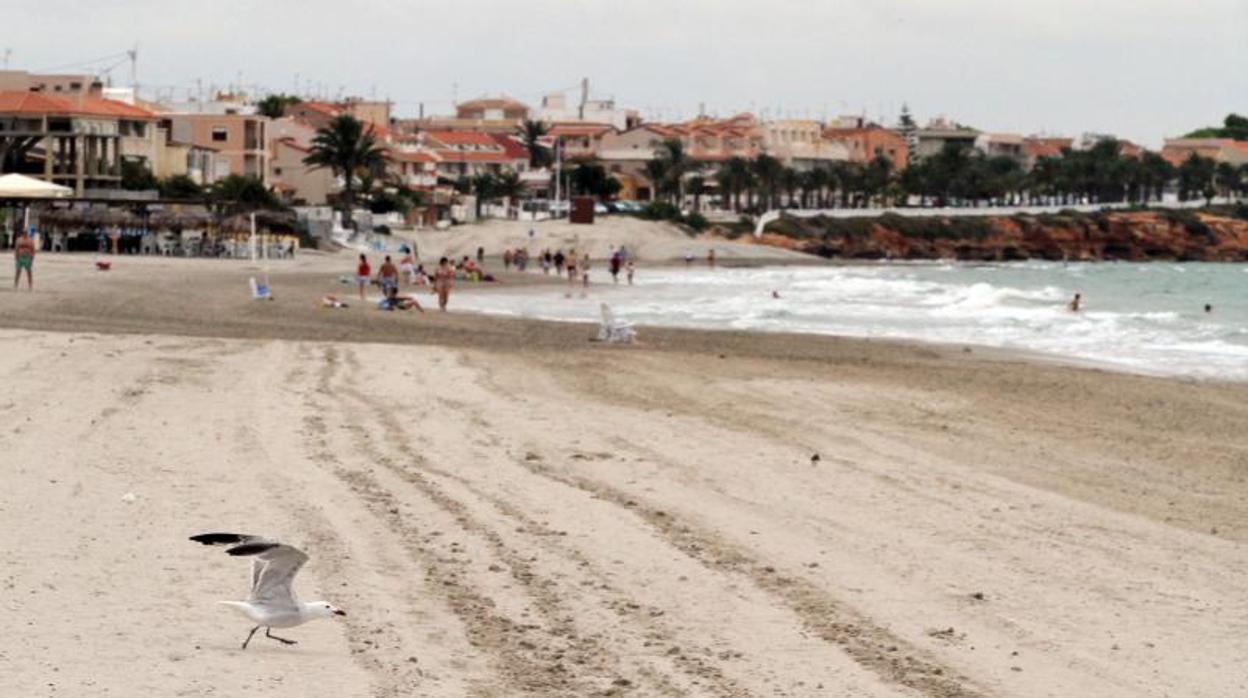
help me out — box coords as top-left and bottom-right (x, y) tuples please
(0, 90), (158, 196)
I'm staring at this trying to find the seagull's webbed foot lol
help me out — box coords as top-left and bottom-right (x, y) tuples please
(265, 627), (298, 645)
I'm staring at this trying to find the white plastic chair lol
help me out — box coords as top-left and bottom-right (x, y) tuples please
(598, 303), (636, 344)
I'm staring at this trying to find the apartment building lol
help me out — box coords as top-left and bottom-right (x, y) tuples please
(0, 90), (157, 195)
(823, 122), (909, 169)
(162, 112), (268, 181)
(761, 119), (850, 169)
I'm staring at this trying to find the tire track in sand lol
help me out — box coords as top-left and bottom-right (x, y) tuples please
(310, 345), (656, 696)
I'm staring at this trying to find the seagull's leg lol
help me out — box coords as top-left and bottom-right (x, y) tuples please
(265, 627), (298, 645)
(241, 626), (261, 650)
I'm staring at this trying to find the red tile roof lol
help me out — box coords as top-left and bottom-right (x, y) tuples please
(275, 137), (310, 152)
(456, 97), (528, 112)
(424, 130), (500, 147)
(489, 133), (530, 160)
(0, 91), (155, 119)
(431, 150), (522, 163)
(296, 101), (341, 117)
(546, 122), (615, 137)
(385, 149), (440, 164)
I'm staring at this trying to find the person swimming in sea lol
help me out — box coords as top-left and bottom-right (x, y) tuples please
(1069, 293), (1081, 312)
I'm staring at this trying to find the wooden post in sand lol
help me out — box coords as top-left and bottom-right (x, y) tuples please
(249, 212), (257, 263)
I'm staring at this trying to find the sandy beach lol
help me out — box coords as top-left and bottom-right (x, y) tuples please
(2, 251), (1246, 697)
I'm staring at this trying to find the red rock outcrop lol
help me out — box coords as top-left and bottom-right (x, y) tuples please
(746, 210), (1248, 262)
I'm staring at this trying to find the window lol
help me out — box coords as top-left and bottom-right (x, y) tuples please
(274, 167), (283, 176)
(211, 127), (228, 142)
(70, 82), (82, 90)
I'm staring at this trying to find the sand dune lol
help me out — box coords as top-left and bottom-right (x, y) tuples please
(403, 216), (815, 264)
(1, 253), (1245, 696)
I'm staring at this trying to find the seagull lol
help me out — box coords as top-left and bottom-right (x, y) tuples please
(189, 533), (346, 649)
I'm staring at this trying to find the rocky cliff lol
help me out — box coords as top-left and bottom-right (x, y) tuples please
(750, 209), (1248, 262)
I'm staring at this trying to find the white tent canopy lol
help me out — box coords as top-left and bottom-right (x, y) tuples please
(0, 174), (72, 199)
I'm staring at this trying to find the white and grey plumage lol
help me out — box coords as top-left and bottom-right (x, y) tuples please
(190, 533), (346, 649)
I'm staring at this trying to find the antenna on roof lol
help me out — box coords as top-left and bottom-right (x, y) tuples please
(128, 44), (138, 94)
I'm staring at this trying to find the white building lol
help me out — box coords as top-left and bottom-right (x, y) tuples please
(534, 90), (641, 131)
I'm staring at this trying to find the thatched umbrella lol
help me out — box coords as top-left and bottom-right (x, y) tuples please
(149, 209), (213, 230)
(220, 210), (297, 235)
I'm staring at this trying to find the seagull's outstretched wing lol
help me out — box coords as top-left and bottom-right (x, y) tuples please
(190, 532), (309, 610)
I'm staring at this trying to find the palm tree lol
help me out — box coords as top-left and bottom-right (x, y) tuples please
(798, 168), (823, 209)
(519, 120), (550, 169)
(470, 172), (496, 219)
(779, 167), (800, 208)
(687, 175), (706, 212)
(1214, 162), (1239, 202)
(303, 114), (385, 230)
(493, 169), (525, 218)
(751, 154), (783, 210)
(721, 156), (751, 212)
(657, 138), (692, 204)
(643, 159), (669, 202)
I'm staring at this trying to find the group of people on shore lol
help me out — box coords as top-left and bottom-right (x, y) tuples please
(500, 245), (637, 289)
(348, 252), (456, 312)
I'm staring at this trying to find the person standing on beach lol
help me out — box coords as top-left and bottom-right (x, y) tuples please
(379, 255), (399, 296)
(1069, 293), (1081, 312)
(13, 231), (34, 291)
(581, 253), (591, 289)
(356, 254), (371, 301)
(554, 249), (565, 274)
(476, 246), (485, 265)
(626, 259), (635, 285)
(609, 249), (622, 283)
(399, 249), (416, 286)
(565, 249), (578, 286)
(707, 248), (717, 268)
(434, 257), (454, 311)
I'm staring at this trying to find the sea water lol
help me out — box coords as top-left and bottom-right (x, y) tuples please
(453, 262), (1248, 380)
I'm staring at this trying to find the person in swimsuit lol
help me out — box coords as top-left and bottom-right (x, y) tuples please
(1069, 293), (1081, 312)
(565, 249), (577, 286)
(399, 251), (416, 285)
(434, 257), (454, 311)
(378, 255), (399, 295)
(356, 254), (370, 300)
(13, 232), (34, 291)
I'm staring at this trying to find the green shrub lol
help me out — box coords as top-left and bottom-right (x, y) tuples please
(682, 212), (709, 231)
(640, 201), (681, 221)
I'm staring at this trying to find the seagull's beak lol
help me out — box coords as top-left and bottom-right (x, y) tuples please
(334, 609), (347, 617)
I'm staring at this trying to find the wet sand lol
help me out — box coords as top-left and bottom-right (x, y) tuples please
(1, 252), (1245, 696)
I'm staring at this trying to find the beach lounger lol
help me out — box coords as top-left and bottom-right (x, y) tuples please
(597, 303), (636, 344)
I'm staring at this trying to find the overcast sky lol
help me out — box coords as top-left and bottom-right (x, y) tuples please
(8, 0), (1246, 146)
